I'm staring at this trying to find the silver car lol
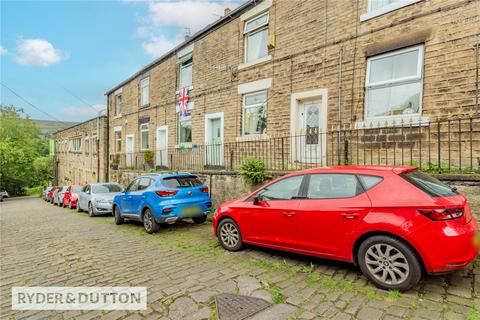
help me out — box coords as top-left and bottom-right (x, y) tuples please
(0, 189), (8, 202)
(54, 186), (68, 206)
(77, 183), (124, 217)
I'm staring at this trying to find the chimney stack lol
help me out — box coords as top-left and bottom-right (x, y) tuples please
(224, 8), (231, 15)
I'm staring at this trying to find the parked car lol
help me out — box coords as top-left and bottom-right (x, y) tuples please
(53, 186), (68, 206)
(46, 186), (57, 202)
(62, 185), (83, 209)
(113, 173), (212, 233)
(212, 166), (479, 291)
(50, 187), (61, 204)
(0, 189), (9, 202)
(77, 183), (124, 216)
(43, 187), (53, 201)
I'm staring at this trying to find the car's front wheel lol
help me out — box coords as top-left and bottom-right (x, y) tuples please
(357, 235), (422, 291)
(76, 202), (82, 212)
(143, 208), (159, 234)
(217, 218), (243, 251)
(88, 202), (95, 217)
(114, 206), (124, 225)
(192, 215), (207, 224)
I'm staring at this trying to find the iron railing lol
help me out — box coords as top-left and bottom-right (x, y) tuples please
(110, 115), (480, 173)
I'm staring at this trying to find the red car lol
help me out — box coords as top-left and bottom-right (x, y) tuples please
(213, 166), (479, 291)
(47, 186), (58, 203)
(62, 185), (83, 209)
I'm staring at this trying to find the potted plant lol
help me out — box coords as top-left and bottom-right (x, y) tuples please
(143, 150), (154, 170)
(110, 154), (119, 170)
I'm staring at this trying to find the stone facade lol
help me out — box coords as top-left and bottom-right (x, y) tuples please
(53, 116), (108, 185)
(106, 0), (480, 173)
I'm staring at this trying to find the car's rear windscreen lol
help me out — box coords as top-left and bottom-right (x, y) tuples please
(400, 170), (458, 197)
(162, 176), (202, 188)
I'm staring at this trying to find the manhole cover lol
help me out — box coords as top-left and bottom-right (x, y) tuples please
(215, 293), (271, 320)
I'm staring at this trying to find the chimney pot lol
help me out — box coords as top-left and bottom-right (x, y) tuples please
(224, 8), (231, 15)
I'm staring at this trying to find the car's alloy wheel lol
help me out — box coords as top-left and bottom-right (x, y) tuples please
(143, 209), (159, 234)
(218, 219), (243, 251)
(88, 203), (94, 217)
(114, 206), (124, 225)
(77, 202), (82, 212)
(358, 235), (422, 291)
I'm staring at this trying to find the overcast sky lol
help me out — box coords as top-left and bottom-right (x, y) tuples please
(0, 0), (241, 121)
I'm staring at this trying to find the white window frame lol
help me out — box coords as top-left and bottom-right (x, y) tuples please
(178, 115), (192, 144)
(140, 77), (149, 107)
(244, 12), (269, 64)
(179, 55), (193, 89)
(364, 45), (424, 122)
(70, 138), (82, 152)
(114, 130), (122, 153)
(114, 93), (122, 117)
(140, 123), (149, 150)
(242, 90), (267, 137)
(360, 0), (422, 22)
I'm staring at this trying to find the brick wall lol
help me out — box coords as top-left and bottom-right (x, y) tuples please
(107, 0), (480, 174)
(54, 116), (108, 185)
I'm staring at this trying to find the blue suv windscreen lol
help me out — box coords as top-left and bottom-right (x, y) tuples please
(162, 176), (202, 188)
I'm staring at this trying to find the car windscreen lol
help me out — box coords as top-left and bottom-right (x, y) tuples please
(400, 170), (458, 197)
(72, 186), (82, 192)
(92, 184), (123, 193)
(162, 176), (202, 188)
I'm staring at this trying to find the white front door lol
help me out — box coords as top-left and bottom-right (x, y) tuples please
(156, 126), (168, 168)
(298, 100), (322, 163)
(205, 113), (223, 166)
(125, 134), (134, 167)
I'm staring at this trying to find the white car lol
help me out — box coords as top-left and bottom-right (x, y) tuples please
(0, 190), (9, 202)
(77, 183), (124, 217)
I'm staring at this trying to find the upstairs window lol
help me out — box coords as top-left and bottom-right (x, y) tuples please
(369, 0), (404, 11)
(244, 12), (269, 63)
(140, 77), (149, 107)
(361, 0), (423, 22)
(115, 93), (122, 116)
(179, 116), (192, 143)
(140, 123), (149, 150)
(70, 138), (82, 152)
(179, 55), (193, 88)
(243, 91), (267, 136)
(365, 45), (423, 119)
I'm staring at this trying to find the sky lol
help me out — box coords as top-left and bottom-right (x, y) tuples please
(0, 0), (241, 122)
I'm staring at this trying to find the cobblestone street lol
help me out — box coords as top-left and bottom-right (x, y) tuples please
(1, 191), (479, 320)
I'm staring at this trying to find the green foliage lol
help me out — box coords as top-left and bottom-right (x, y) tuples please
(25, 186), (42, 196)
(0, 106), (50, 196)
(143, 150), (154, 166)
(239, 157), (267, 184)
(264, 283), (287, 304)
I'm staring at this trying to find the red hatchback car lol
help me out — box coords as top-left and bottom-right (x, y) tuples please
(213, 166), (479, 290)
(62, 185), (83, 209)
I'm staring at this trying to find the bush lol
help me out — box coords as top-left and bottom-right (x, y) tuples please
(239, 157), (267, 184)
(143, 150), (154, 166)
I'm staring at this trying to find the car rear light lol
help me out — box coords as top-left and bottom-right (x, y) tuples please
(418, 207), (464, 221)
(200, 186), (209, 193)
(155, 190), (178, 197)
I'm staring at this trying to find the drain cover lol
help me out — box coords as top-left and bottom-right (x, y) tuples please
(215, 293), (271, 320)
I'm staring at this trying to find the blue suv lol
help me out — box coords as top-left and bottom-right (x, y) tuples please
(113, 173), (212, 233)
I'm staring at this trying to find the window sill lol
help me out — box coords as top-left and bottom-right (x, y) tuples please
(355, 115), (429, 129)
(236, 134), (269, 142)
(175, 143), (193, 149)
(139, 104), (150, 109)
(360, 0), (422, 22)
(113, 114), (122, 119)
(238, 55), (272, 71)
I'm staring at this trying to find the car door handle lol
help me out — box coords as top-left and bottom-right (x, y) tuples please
(282, 212), (296, 217)
(341, 212), (361, 219)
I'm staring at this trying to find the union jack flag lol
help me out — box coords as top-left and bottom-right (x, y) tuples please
(177, 87), (190, 117)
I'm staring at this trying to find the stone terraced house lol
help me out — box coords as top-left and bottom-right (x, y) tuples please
(104, 0), (479, 174)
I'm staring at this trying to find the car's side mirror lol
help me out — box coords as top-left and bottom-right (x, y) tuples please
(252, 195), (260, 205)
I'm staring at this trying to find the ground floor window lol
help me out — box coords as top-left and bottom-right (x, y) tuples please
(179, 116), (192, 143)
(115, 131), (122, 153)
(243, 91), (267, 136)
(140, 123), (149, 150)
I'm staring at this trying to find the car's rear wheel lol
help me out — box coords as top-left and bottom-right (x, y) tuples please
(357, 235), (422, 291)
(68, 201), (73, 209)
(114, 206), (124, 225)
(88, 202), (95, 217)
(192, 215), (207, 224)
(143, 209), (159, 234)
(217, 218), (243, 251)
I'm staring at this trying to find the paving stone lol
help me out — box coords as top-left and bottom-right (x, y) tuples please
(356, 306), (383, 320)
(251, 289), (273, 304)
(298, 311), (316, 319)
(214, 280), (238, 294)
(236, 275), (261, 295)
(190, 290), (217, 304)
(248, 303), (298, 320)
(168, 297), (198, 320)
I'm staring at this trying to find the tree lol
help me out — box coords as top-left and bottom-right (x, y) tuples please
(0, 106), (50, 196)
